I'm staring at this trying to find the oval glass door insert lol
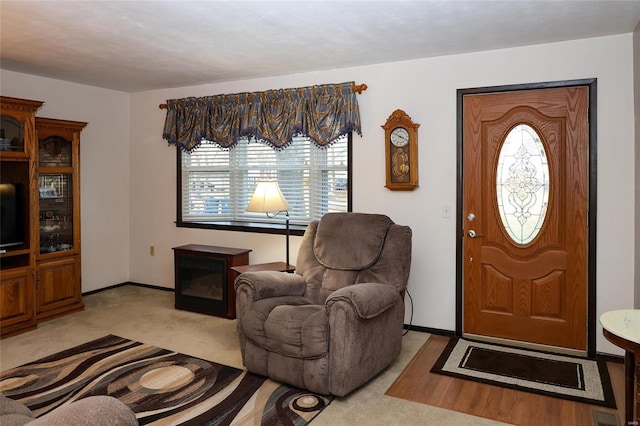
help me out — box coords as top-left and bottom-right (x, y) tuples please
(496, 124), (550, 244)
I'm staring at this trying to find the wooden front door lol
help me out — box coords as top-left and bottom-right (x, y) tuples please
(461, 84), (592, 353)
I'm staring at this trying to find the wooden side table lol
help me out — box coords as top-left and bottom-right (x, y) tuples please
(231, 261), (296, 276)
(600, 310), (640, 426)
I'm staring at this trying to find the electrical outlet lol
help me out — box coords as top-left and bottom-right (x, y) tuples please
(442, 204), (452, 218)
(149, 245), (155, 256)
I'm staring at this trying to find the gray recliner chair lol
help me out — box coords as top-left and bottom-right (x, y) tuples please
(234, 212), (412, 396)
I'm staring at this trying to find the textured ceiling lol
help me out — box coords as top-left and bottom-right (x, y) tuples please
(1, 1), (639, 93)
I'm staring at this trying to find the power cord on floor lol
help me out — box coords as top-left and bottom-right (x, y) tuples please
(402, 288), (413, 336)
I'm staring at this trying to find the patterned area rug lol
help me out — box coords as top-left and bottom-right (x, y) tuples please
(0, 335), (332, 425)
(430, 338), (616, 408)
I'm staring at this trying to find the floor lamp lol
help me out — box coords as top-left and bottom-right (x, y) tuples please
(246, 181), (291, 267)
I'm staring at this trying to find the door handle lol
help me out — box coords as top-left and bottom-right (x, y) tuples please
(468, 230), (482, 238)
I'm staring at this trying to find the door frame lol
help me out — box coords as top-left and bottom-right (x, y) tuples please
(455, 79), (598, 357)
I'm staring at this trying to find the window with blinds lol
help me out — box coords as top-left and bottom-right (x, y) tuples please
(178, 134), (350, 228)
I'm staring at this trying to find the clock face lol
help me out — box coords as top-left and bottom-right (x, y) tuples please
(390, 127), (409, 147)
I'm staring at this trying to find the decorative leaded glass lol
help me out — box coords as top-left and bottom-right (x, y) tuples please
(496, 124), (549, 244)
(39, 136), (72, 167)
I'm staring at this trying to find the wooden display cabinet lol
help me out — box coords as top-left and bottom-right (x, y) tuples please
(1, 97), (87, 337)
(0, 97), (43, 337)
(35, 118), (86, 321)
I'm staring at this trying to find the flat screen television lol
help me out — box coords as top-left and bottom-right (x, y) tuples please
(0, 182), (25, 249)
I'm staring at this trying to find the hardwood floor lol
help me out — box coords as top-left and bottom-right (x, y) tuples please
(386, 335), (626, 426)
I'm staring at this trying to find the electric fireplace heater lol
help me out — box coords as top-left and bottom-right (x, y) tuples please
(173, 245), (251, 318)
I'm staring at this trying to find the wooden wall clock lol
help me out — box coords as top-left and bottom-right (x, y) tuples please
(381, 109), (419, 190)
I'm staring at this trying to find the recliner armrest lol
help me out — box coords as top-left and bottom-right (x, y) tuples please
(234, 271), (306, 301)
(325, 283), (401, 319)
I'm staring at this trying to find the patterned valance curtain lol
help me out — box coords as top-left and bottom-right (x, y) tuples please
(163, 81), (361, 152)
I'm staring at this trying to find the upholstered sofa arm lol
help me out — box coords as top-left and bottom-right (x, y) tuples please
(325, 283), (401, 319)
(30, 396), (138, 426)
(234, 271), (306, 301)
(0, 394), (138, 426)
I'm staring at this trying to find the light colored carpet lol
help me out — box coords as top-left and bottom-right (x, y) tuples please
(0, 285), (508, 425)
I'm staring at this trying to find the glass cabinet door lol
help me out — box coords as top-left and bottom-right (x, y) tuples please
(38, 135), (75, 255)
(39, 174), (73, 254)
(0, 115), (25, 154)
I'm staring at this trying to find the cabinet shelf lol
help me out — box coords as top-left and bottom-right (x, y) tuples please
(38, 167), (74, 174)
(0, 250), (30, 270)
(0, 248), (30, 258)
(39, 248), (77, 258)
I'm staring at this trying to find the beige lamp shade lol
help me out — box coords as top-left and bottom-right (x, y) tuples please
(246, 181), (290, 213)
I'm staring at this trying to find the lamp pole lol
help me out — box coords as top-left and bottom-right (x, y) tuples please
(285, 211), (290, 268)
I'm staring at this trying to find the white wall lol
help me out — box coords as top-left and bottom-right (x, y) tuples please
(1, 33), (634, 355)
(129, 34), (635, 355)
(634, 23), (640, 309)
(0, 70), (131, 292)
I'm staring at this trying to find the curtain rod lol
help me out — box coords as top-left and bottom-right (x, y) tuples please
(158, 83), (367, 110)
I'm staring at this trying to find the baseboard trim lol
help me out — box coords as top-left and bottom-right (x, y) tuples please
(404, 324), (455, 337)
(596, 351), (624, 364)
(82, 282), (174, 296)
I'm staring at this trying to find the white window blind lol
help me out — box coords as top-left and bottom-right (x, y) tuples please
(180, 135), (349, 226)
